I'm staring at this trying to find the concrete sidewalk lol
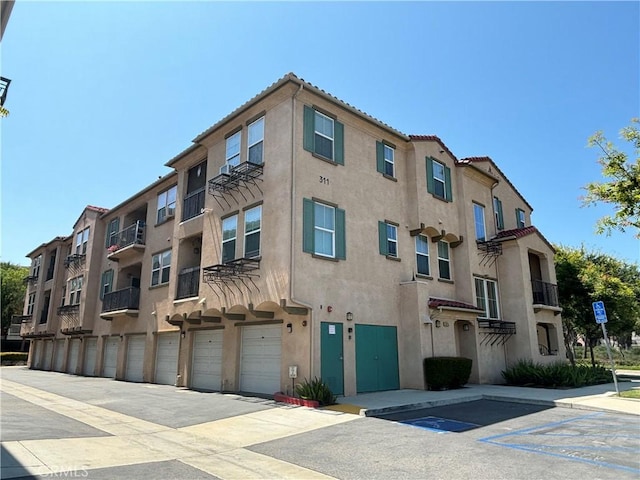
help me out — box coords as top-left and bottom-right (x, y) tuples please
(337, 377), (640, 417)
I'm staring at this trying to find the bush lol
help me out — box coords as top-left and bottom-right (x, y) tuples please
(423, 357), (472, 390)
(502, 359), (612, 388)
(1, 352), (28, 365)
(295, 377), (337, 405)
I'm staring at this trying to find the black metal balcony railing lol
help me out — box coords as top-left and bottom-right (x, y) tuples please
(102, 287), (140, 313)
(11, 315), (32, 325)
(110, 222), (145, 251)
(182, 188), (205, 222)
(57, 304), (80, 315)
(23, 275), (38, 285)
(64, 254), (85, 268)
(176, 267), (200, 300)
(531, 280), (559, 307)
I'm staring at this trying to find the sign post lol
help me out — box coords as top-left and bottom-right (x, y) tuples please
(592, 301), (619, 395)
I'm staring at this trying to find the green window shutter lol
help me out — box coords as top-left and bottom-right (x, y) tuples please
(376, 141), (385, 173)
(335, 208), (346, 260)
(334, 120), (344, 165)
(303, 105), (315, 153)
(426, 157), (435, 194)
(444, 165), (453, 202)
(100, 270), (113, 300)
(302, 198), (314, 253)
(495, 197), (504, 230)
(378, 221), (388, 255)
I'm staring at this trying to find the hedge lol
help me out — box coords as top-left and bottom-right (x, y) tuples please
(423, 356), (472, 390)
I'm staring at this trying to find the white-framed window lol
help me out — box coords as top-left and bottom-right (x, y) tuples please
(386, 223), (398, 258)
(474, 203), (486, 242)
(151, 250), (171, 286)
(226, 131), (241, 168)
(494, 197), (504, 231)
(437, 240), (451, 280)
(516, 208), (526, 228)
(247, 117), (264, 165)
(27, 292), (36, 315)
(475, 277), (500, 319)
(222, 215), (238, 263)
(69, 276), (83, 305)
(32, 255), (42, 278)
(244, 206), (261, 258)
(432, 160), (447, 199)
(314, 202), (335, 258)
(384, 144), (395, 177)
(415, 235), (430, 276)
(314, 111), (334, 160)
(75, 228), (90, 255)
(157, 186), (177, 224)
(60, 286), (66, 307)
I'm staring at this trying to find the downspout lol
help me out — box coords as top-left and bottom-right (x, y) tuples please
(289, 82), (315, 375)
(490, 179), (508, 365)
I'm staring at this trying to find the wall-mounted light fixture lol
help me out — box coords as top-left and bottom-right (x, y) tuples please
(346, 312), (353, 321)
(181, 330), (186, 339)
(286, 323), (293, 334)
(120, 335), (124, 341)
(302, 320), (308, 327)
(435, 320), (441, 328)
(463, 323), (470, 331)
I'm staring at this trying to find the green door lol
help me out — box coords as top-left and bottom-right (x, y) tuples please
(356, 324), (399, 393)
(321, 322), (344, 395)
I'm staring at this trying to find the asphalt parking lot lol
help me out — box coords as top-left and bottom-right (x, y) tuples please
(2, 367), (639, 479)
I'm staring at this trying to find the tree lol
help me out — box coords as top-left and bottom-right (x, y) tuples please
(583, 118), (640, 237)
(1, 262), (28, 338)
(555, 245), (640, 366)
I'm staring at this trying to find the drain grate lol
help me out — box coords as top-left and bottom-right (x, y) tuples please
(400, 416), (479, 433)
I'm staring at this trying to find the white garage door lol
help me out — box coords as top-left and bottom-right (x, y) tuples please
(125, 335), (146, 382)
(103, 337), (119, 378)
(239, 324), (282, 395)
(43, 341), (54, 371)
(53, 339), (66, 372)
(155, 332), (179, 385)
(67, 339), (81, 374)
(191, 329), (223, 391)
(83, 338), (98, 376)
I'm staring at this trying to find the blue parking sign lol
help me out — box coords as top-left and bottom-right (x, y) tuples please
(592, 301), (608, 324)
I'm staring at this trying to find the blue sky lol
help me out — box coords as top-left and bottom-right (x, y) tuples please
(1, 1), (638, 266)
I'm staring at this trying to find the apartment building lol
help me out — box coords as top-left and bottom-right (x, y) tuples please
(21, 73), (564, 396)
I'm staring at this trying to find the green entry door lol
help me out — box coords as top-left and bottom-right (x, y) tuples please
(321, 322), (344, 395)
(355, 324), (399, 393)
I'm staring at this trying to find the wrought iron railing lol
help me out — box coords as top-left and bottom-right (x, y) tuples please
(109, 221), (145, 251)
(531, 280), (559, 307)
(102, 287), (140, 313)
(176, 267), (200, 300)
(182, 188), (205, 222)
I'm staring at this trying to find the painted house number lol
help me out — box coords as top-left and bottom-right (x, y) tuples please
(319, 176), (330, 185)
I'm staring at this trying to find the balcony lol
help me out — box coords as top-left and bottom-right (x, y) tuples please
(23, 275), (38, 285)
(532, 280), (561, 313)
(57, 304), (79, 316)
(64, 254), (85, 269)
(203, 257), (260, 294)
(182, 188), (205, 222)
(207, 161), (263, 208)
(107, 221), (146, 262)
(176, 267), (200, 300)
(100, 287), (140, 320)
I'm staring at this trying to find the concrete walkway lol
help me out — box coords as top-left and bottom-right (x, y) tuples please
(337, 376), (640, 417)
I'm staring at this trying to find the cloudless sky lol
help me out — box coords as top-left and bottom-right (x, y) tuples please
(1, 1), (638, 266)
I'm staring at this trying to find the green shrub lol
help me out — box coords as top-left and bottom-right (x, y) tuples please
(423, 357), (472, 390)
(502, 359), (612, 388)
(1, 352), (28, 365)
(295, 377), (337, 405)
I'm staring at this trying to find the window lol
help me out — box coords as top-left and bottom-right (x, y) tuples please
(101, 269), (114, 300)
(183, 162), (207, 221)
(302, 198), (346, 259)
(475, 277), (500, 319)
(248, 117), (264, 165)
(32, 255), (42, 278)
(222, 215), (237, 263)
(46, 252), (56, 281)
(157, 186), (177, 224)
(494, 197), (504, 230)
(74, 228), (90, 255)
(226, 131), (241, 168)
(244, 206), (261, 258)
(106, 218), (120, 247)
(516, 208), (526, 228)
(151, 250), (171, 286)
(474, 203), (486, 242)
(27, 293), (36, 315)
(378, 221), (398, 258)
(303, 106), (344, 164)
(426, 157), (453, 202)
(437, 241), (451, 280)
(376, 142), (395, 177)
(415, 235), (430, 276)
(69, 276), (83, 305)
(60, 286), (66, 307)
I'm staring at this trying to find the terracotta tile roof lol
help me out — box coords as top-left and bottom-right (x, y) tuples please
(495, 226), (538, 239)
(409, 134), (458, 161)
(428, 298), (483, 312)
(86, 205), (109, 214)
